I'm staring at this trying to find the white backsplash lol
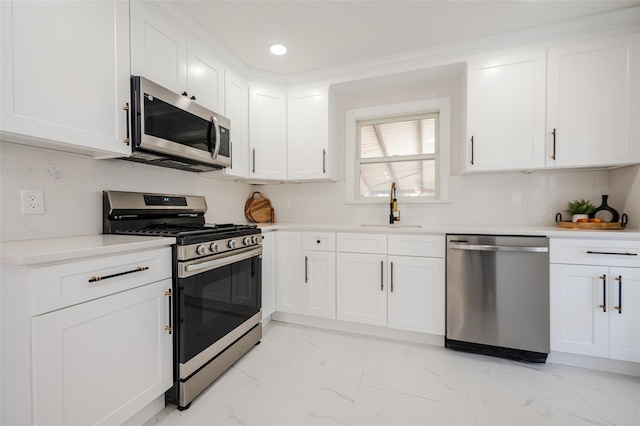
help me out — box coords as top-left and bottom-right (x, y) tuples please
(2, 141), (638, 242)
(254, 170), (617, 227)
(0, 142), (253, 242)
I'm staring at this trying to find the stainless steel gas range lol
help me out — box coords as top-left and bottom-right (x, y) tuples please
(103, 190), (262, 410)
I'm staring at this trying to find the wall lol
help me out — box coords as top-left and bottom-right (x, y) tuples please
(610, 165), (640, 229)
(0, 142), (252, 242)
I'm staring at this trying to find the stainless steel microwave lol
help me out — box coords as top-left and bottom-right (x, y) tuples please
(128, 76), (231, 172)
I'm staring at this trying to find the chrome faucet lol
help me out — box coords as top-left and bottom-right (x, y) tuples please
(389, 182), (400, 224)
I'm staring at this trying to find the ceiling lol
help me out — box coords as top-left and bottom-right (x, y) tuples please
(172, 0), (640, 76)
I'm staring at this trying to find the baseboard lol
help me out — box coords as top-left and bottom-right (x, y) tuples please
(271, 312), (444, 346)
(548, 351), (640, 377)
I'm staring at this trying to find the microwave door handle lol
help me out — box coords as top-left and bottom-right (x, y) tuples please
(206, 118), (214, 155)
(211, 115), (221, 159)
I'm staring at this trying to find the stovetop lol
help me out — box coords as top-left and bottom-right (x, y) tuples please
(113, 223), (260, 245)
(103, 191), (261, 247)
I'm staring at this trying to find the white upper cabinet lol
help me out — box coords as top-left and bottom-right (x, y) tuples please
(287, 87), (337, 181)
(221, 69), (250, 178)
(465, 50), (547, 172)
(465, 32), (640, 173)
(546, 33), (640, 168)
(186, 41), (225, 114)
(130, 2), (186, 95)
(249, 84), (287, 180)
(0, 0), (131, 157)
(130, 2), (225, 114)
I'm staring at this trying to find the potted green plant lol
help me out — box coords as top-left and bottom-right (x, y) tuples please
(565, 198), (596, 222)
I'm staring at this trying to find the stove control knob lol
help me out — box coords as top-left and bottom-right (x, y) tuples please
(242, 237), (252, 246)
(209, 242), (219, 253)
(195, 245), (206, 256)
(227, 239), (236, 249)
(251, 236), (259, 245)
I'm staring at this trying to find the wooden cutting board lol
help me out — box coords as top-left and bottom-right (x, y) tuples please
(557, 221), (625, 230)
(244, 192), (274, 223)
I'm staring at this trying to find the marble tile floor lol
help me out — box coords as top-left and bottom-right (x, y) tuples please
(147, 322), (639, 426)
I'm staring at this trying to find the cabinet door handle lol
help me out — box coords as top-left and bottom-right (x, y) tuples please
(586, 251), (638, 257)
(390, 262), (394, 293)
(88, 266), (148, 283)
(322, 149), (327, 174)
(380, 260), (384, 291)
(165, 289), (173, 334)
(122, 103), (130, 145)
(230, 141), (233, 169)
(304, 256), (309, 283)
(598, 275), (606, 312)
(550, 128), (556, 160)
(614, 276), (622, 314)
(470, 136), (474, 165)
(252, 148), (256, 173)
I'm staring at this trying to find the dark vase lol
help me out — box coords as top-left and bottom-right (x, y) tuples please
(589, 194), (620, 223)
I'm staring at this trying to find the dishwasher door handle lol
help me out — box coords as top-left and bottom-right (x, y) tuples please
(449, 243), (548, 253)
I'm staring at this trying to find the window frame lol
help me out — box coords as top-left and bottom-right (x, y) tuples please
(346, 98), (451, 204)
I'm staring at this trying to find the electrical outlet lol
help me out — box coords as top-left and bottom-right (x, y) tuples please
(20, 189), (45, 214)
(284, 197), (292, 209)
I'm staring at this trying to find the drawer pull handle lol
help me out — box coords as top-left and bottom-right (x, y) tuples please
(89, 266), (149, 283)
(380, 260), (384, 291)
(586, 251), (638, 257)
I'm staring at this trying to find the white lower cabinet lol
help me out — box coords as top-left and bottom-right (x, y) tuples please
(336, 233), (445, 334)
(388, 255), (444, 334)
(0, 245), (173, 425)
(261, 232), (276, 319)
(303, 233), (336, 319)
(550, 239), (640, 363)
(275, 231), (336, 319)
(275, 232), (303, 314)
(32, 279), (172, 425)
(336, 252), (387, 326)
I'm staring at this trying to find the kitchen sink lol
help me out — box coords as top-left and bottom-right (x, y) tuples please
(359, 224), (422, 228)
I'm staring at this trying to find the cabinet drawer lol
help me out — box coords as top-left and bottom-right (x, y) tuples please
(388, 234), (445, 257)
(31, 247), (172, 315)
(302, 232), (336, 251)
(337, 233), (387, 254)
(550, 239), (640, 267)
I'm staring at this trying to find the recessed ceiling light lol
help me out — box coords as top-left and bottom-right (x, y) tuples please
(270, 44), (287, 56)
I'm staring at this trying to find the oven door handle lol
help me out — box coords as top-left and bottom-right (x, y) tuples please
(183, 246), (262, 274)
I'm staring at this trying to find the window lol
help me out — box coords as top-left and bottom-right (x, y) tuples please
(346, 99), (450, 203)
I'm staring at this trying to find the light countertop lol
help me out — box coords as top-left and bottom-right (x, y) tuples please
(258, 223), (640, 240)
(0, 234), (176, 266)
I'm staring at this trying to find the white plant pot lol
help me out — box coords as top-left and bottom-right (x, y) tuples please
(572, 214), (589, 222)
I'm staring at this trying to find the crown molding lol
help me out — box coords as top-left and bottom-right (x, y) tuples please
(137, 2), (640, 88)
(285, 5), (640, 87)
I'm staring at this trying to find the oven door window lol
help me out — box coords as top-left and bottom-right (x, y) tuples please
(178, 256), (261, 363)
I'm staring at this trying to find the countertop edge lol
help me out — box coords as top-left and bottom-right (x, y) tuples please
(257, 223), (640, 239)
(0, 235), (176, 266)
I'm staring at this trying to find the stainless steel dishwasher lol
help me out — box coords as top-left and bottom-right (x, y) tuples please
(446, 234), (550, 362)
